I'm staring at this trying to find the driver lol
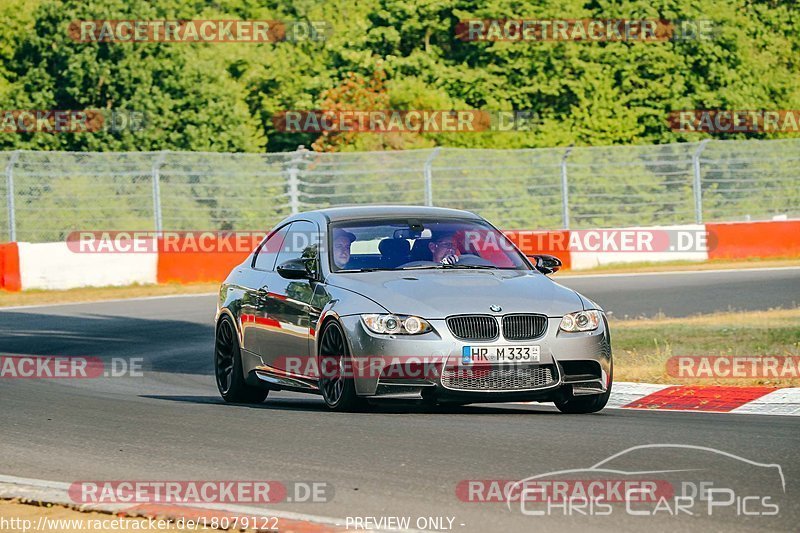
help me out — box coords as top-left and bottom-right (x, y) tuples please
(332, 229), (356, 269)
(428, 230), (461, 265)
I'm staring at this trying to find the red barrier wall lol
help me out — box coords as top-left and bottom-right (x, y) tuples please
(156, 236), (252, 284)
(7, 221), (799, 289)
(707, 220), (800, 260)
(0, 243), (21, 291)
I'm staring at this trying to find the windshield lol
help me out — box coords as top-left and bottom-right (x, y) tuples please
(328, 218), (530, 272)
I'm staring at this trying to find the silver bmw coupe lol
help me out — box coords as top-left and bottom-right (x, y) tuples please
(214, 206), (612, 413)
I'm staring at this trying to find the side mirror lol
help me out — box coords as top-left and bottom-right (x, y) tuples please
(277, 258), (311, 280)
(527, 254), (562, 275)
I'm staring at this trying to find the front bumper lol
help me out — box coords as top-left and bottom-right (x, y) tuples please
(337, 315), (612, 401)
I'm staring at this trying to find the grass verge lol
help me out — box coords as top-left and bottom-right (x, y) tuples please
(612, 308), (800, 386)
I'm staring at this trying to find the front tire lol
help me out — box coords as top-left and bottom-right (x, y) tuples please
(215, 315), (268, 404)
(318, 320), (367, 412)
(554, 365), (613, 414)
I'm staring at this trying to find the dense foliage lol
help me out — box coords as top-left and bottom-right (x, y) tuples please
(0, 0), (798, 152)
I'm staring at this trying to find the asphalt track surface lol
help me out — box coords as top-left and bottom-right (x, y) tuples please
(560, 266), (800, 318)
(1, 267), (798, 532)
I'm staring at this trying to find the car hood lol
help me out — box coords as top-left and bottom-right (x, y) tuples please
(326, 269), (584, 318)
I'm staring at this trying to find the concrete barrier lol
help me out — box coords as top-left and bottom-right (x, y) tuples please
(16, 241), (157, 291)
(569, 224), (709, 270)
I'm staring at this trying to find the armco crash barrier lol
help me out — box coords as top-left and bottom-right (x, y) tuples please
(0, 220), (798, 291)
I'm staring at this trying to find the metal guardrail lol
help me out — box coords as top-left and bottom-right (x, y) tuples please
(1, 139), (798, 242)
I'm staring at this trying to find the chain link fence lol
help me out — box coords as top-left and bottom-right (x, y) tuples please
(2, 139), (798, 242)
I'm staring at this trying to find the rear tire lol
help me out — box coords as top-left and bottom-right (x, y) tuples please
(215, 315), (268, 404)
(318, 321), (367, 412)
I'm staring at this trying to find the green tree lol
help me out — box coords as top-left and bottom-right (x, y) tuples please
(1, 0), (265, 152)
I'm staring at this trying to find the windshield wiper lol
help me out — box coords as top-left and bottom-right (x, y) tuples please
(397, 265), (442, 270)
(440, 264), (496, 270)
(398, 264), (496, 271)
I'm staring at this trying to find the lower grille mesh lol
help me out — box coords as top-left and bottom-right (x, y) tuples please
(441, 365), (555, 391)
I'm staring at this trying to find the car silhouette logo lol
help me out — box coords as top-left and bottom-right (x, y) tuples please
(490, 305), (502, 312)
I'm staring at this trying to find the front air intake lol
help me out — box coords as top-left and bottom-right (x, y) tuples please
(446, 315), (499, 341)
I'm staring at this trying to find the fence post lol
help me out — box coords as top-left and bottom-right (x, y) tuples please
(423, 147), (441, 206)
(5, 150), (20, 242)
(692, 139), (710, 224)
(560, 146), (573, 229)
(151, 151), (167, 234)
(287, 146), (307, 215)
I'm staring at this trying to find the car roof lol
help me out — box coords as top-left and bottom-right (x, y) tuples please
(307, 205), (482, 222)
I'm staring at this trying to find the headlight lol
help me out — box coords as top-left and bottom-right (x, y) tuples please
(559, 310), (601, 332)
(361, 314), (432, 335)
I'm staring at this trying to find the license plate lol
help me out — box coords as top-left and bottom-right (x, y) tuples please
(462, 345), (541, 365)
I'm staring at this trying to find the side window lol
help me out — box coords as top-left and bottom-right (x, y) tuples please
(253, 224), (290, 271)
(275, 221), (319, 271)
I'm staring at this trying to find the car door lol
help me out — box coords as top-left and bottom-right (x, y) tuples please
(241, 223), (290, 361)
(251, 220), (320, 373)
